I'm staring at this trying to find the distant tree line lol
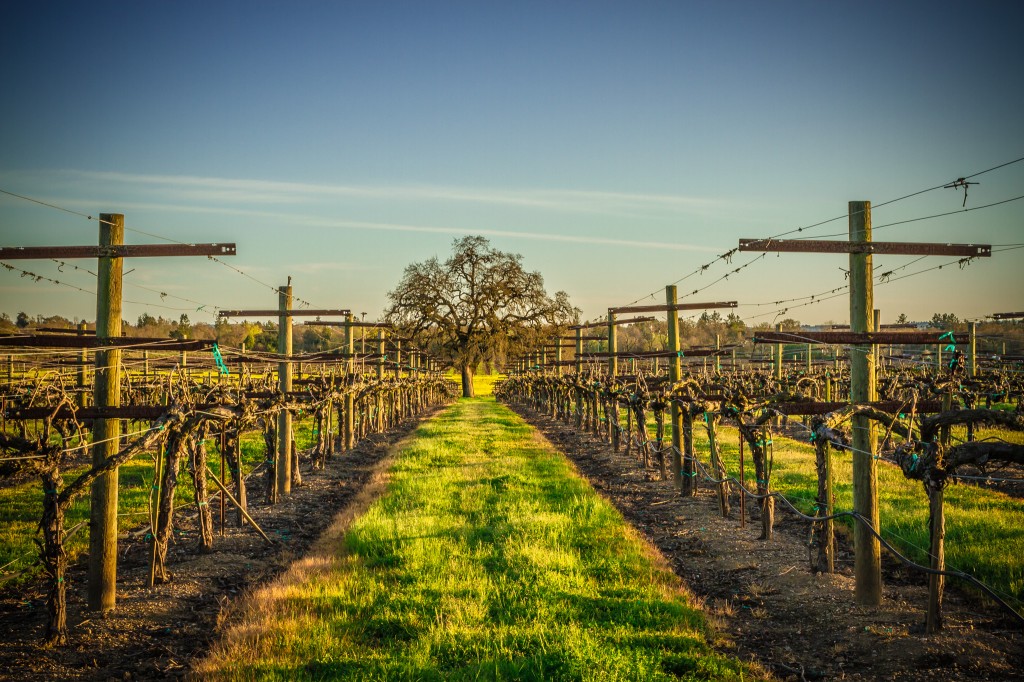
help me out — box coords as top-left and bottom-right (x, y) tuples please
(2, 308), (1022, 362)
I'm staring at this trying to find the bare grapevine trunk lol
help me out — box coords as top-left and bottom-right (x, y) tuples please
(263, 422), (277, 504)
(154, 435), (189, 583)
(190, 437), (214, 553)
(224, 428), (248, 527)
(40, 468), (68, 646)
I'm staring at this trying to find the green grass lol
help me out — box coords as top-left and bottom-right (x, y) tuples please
(590, 406), (1024, 606)
(679, 420), (1024, 606)
(443, 371), (505, 397)
(200, 398), (754, 681)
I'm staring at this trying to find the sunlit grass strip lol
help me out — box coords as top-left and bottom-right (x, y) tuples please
(200, 398), (753, 681)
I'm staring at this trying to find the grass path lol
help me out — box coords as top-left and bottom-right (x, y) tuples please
(198, 398), (755, 680)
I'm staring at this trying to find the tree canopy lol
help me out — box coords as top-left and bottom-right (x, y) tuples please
(384, 236), (577, 396)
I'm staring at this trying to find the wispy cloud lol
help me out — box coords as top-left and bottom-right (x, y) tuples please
(99, 200), (723, 253)
(65, 170), (723, 218)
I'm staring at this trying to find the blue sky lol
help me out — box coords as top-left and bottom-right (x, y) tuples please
(1, 1), (1022, 327)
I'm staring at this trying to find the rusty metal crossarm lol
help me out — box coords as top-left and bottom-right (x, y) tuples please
(0, 334), (215, 350)
(0, 244), (236, 259)
(752, 331), (950, 345)
(218, 309), (350, 318)
(738, 239), (990, 257)
(607, 301), (738, 314)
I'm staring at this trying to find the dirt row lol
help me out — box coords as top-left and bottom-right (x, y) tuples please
(511, 403), (1023, 681)
(0, 409), (441, 681)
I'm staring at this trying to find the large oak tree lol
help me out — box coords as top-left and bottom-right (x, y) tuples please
(385, 236), (577, 397)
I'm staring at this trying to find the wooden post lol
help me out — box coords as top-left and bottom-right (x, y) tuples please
(555, 337), (563, 377)
(344, 314), (355, 450)
(714, 334), (721, 372)
(376, 335), (385, 380)
(666, 286), (683, 486)
(88, 213), (123, 612)
(360, 323), (366, 375)
(76, 322), (88, 408)
(806, 343), (812, 374)
(873, 309), (881, 371)
(774, 323), (783, 380)
(575, 328), (583, 374)
(968, 321), (977, 377)
(849, 200), (881, 606)
(394, 340), (402, 379)
(607, 312), (617, 378)
(276, 283), (293, 499)
(936, 343), (942, 373)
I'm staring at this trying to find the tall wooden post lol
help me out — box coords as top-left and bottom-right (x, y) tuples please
(394, 340), (402, 379)
(376, 335), (385, 380)
(715, 334), (721, 372)
(88, 213), (123, 612)
(666, 286), (683, 486)
(968, 321), (977, 377)
(849, 200), (881, 606)
(276, 283), (293, 499)
(607, 312), (618, 378)
(344, 314), (355, 450)
(554, 337), (563, 377)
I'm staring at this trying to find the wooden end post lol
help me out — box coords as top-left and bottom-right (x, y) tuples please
(276, 283), (293, 499)
(88, 213), (123, 612)
(849, 200), (881, 606)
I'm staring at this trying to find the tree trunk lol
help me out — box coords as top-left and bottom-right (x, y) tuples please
(461, 364), (475, 398)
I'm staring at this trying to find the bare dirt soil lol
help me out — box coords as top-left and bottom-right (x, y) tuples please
(511, 403), (1024, 681)
(0, 410), (440, 681)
